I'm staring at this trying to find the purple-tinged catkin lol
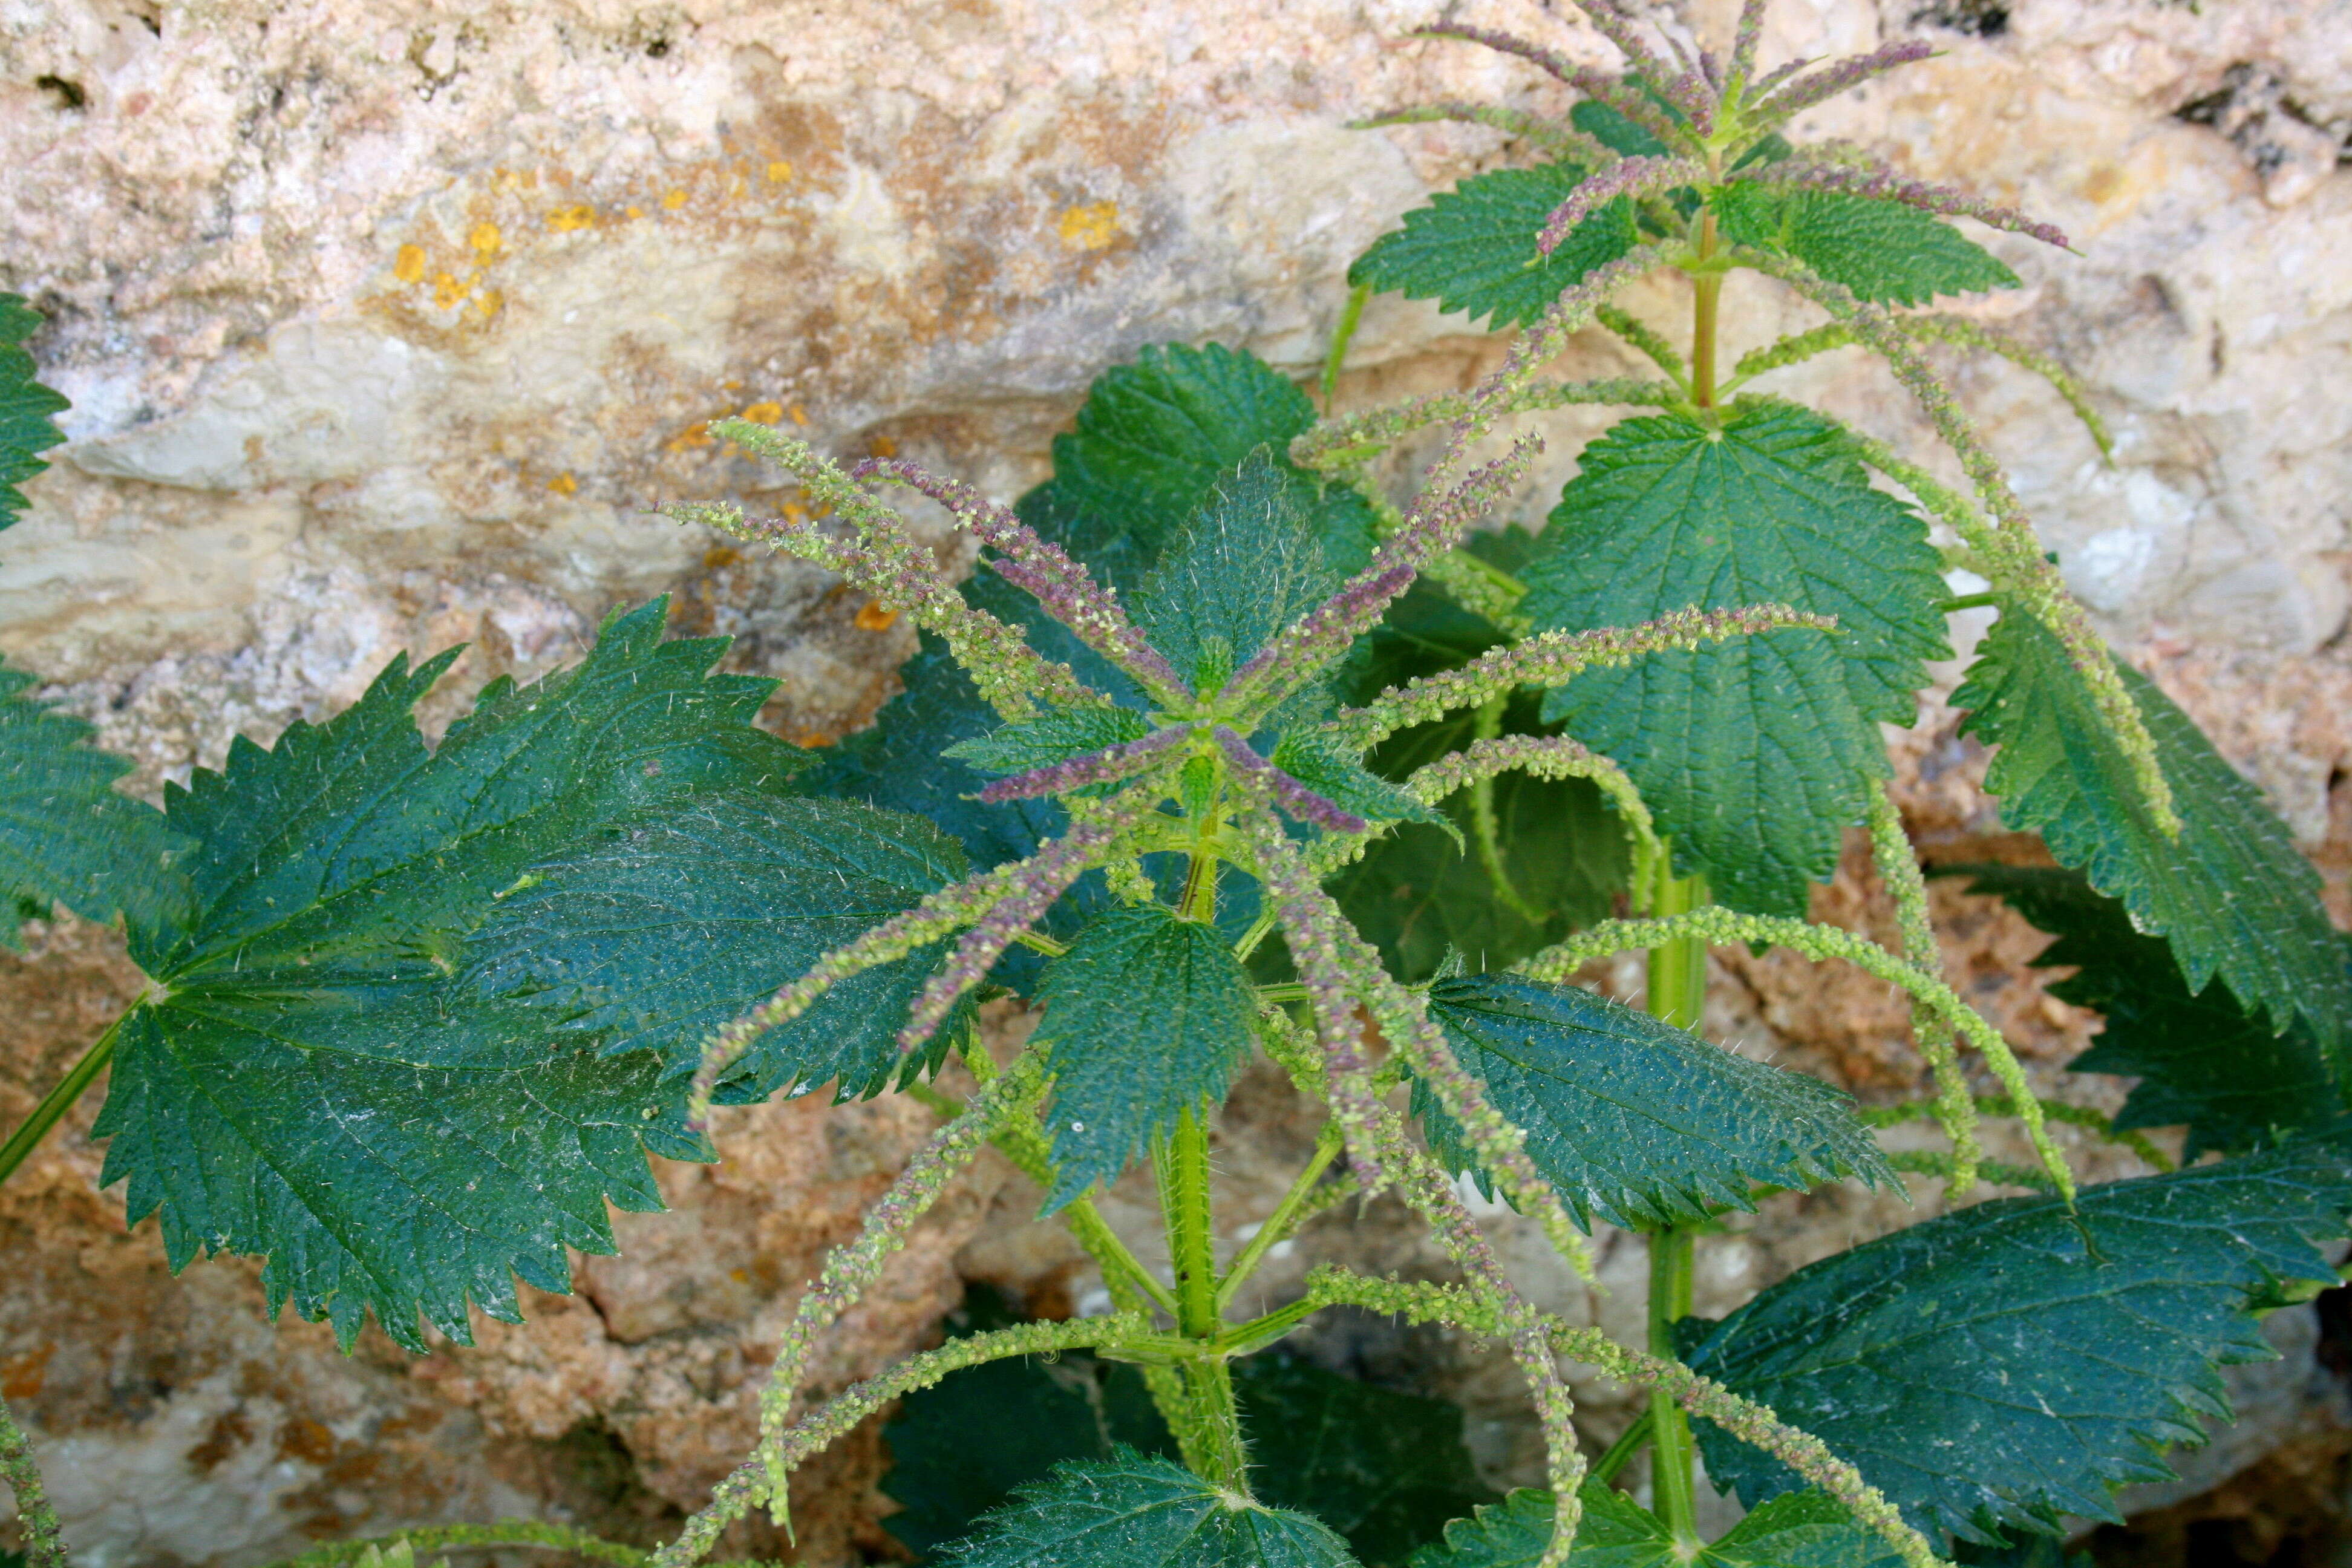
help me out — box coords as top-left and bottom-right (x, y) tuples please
(973, 724), (1186, 803)
(1733, 158), (2070, 251)
(1292, 379), (1678, 479)
(1412, 23), (1690, 148)
(1229, 441), (1539, 715)
(1538, 157), (1708, 255)
(1745, 53), (1812, 99)
(1749, 39), (1935, 122)
(1212, 727), (1368, 835)
(853, 456), (1191, 703)
(895, 807), (1141, 1053)
(1336, 604), (1834, 750)
(1548, 0), (1714, 126)
(1727, 0), (1768, 88)
(1350, 102), (1616, 166)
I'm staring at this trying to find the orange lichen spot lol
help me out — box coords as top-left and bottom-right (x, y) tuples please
(547, 471), (578, 496)
(789, 405), (809, 426)
(393, 243), (427, 284)
(721, 378), (745, 391)
(469, 221), (502, 255)
(547, 204), (597, 232)
(766, 160), (794, 183)
(869, 434), (899, 458)
(1057, 201), (1122, 252)
(474, 289), (503, 318)
(665, 420), (715, 453)
(662, 188), (688, 210)
(855, 601), (900, 632)
(626, 204), (645, 220)
(782, 502), (809, 522)
(432, 272), (469, 309)
(792, 730), (838, 749)
(704, 545), (742, 570)
(1, 1345), (54, 1400)
(740, 400), (784, 425)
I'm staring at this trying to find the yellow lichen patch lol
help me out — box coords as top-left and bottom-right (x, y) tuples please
(782, 501), (809, 522)
(662, 188), (688, 211)
(740, 401), (785, 425)
(547, 471), (578, 496)
(766, 160), (794, 183)
(626, 204), (645, 220)
(854, 601), (900, 632)
(547, 204), (597, 232)
(432, 272), (469, 309)
(1057, 201), (1122, 252)
(868, 434), (899, 458)
(789, 405), (809, 427)
(394, 244), (427, 284)
(665, 421), (714, 453)
(474, 289), (502, 318)
(469, 221), (502, 255)
(704, 545), (742, 570)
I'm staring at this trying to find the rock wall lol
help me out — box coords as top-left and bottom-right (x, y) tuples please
(2, 0), (2350, 1560)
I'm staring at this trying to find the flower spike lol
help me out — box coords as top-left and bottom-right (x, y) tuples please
(1212, 726), (1368, 834)
(1411, 23), (1689, 148)
(1749, 39), (1935, 124)
(973, 724), (1187, 804)
(1538, 157), (1708, 256)
(1733, 158), (2072, 252)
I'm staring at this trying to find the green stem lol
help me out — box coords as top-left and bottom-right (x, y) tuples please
(1645, 1226), (1700, 1543)
(0, 1017), (121, 1191)
(1589, 1410), (1653, 1486)
(1645, 854), (1708, 1031)
(1156, 1106), (1249, 1489)
(1321, 282), (1372, 410)
(1215, 1120), (1343, 1312)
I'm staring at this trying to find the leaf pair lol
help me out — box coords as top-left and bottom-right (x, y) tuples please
(1412, 1482), (1901, 1567)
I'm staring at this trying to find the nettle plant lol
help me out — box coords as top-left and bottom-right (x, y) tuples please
(5, 3), (2352, 1567)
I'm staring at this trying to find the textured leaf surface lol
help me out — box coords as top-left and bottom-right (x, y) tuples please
(1958, 864), (2343, 1160)
(1350, 163), (1640, 330)
(1714, 186), (2018, 306)
(944, 1449), (1360, 1568)
(0, 662), (191, 942)
(0, 293), (69, 528)
(1137, 448), (1340, 690)
(1685, 1138), (2352, 1539)
(463, 793), (970, 1103)
(1422, 974), (1890, 1228)
(1955, 604), (2352, 1057)
(95, 601), (809, 1350)
(1410, 1485), (1901, 1567)
(1016, 342), (1377, 588)
(1524, 402), (1947, 914)
(1033, 905), (1258, 1209)
(947, 706), (1155, 777)
(1271, 728), (1447, 833)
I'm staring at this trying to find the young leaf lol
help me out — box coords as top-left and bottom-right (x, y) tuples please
(1410, 1484), (1901, 1567)
(1349, 163), (1641, 330)
(1135, 448), (1341, 691)
(1032, 904), (1258, 1210)
(1420, 974), (1892, 1229)
(95, 599), (809, 1351)
(0, 661), (192, 943)
(1682, 1137), (2352, 1541)
(1954, 604), (2352, 1058)
(1270, 730), (1449, 834)
(947, 707), (1155, 777)
(1713, 186), (2019, 307)
(0, 293), (69, 528)
(1237, 1353), (1501, 1568)
(1017, 342), (1377, 586)
(943, 1449), (1360, 1568)
(461, 793), (974, 1103)
(1953, 864), (2344, 1160)
(1523, 401), (1948, 915)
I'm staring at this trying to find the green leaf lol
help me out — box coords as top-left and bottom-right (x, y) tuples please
(94, 599), (811, 1351)
(0, 293), (70, 529)
(1017, 342), (1377, 587)
(947, 707), (1155, 777)
(1235, 1353), (1500, 1568)
(1683, 1137), (2352, 1540)
(1137, 448), (1341, 691)
(1420, 974), (1891, 1229)
(1349, 163), (1641, 331)
(462, 793), (972, 1103)
(1953, 604), (2352, 1058)
(1714, 186), (2019, 307)
(0, 661), (192, 944)
(1953, 864), (2344, 1160)
(1523, 401), (1948, 915)
(1411, 1484), (1901, 1567)
(944, 1449), (1361, 1568)
(1032, 904), (1258, 1210)
(1270, 729), (1449, 834)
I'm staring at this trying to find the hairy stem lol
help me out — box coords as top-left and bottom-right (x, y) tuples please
(1645, 1226), (1700, 1544)
(1156, 1106), (1249, 1489)
(1321, 281), (1371, 409)
(0, 1015), (119, 1190)
(1, 1391), (68, 1568)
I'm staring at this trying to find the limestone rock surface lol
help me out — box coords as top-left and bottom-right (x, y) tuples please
(2, 0), (2349, 1559)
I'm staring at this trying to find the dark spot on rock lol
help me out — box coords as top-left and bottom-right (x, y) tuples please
(34, 75), (86, 110)
(1909, 0), (2007, 36)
